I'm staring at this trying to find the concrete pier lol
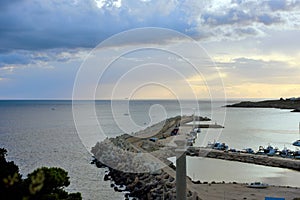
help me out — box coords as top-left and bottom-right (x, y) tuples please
(175, 139), (187, 200)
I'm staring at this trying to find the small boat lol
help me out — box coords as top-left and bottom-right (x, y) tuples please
(294, 150), (300, 159)
(187, 138), (194, 146)
(267, 148), (276, 156)
(264, 145), (274, 154)
(212, 142), (228, 151)
(293, 140), (300, 147)
(247, 182), (268, 188)
(242, 148), (254, 154)
(256, 146), (265, 155)
(279, 147), (293, 158)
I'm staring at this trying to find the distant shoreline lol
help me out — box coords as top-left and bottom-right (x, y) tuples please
(226, 98), (300, 112)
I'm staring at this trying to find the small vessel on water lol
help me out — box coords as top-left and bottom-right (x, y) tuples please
(247, 182), (268, 189)
(293, 140), (300, 147)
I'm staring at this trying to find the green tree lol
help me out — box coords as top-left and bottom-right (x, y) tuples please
(0, 148), (23, 199)
(0, 148), (82, 200)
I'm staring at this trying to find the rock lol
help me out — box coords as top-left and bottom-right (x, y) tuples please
(163, 173), (169, 180)
(166, 181), (175, 189)
(103, 174), (110, 181)
(192, 180), (201, 184)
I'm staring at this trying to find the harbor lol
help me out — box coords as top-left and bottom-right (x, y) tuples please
(91, 115), (300, 200)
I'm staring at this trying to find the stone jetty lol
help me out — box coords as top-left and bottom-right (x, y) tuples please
(91, 115), (201, 199)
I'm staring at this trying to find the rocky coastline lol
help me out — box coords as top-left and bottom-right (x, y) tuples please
(227, 98), (300, 112)
(92, 158), (181, 200)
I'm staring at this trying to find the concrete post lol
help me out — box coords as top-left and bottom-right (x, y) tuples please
(174, 139), (187, 200)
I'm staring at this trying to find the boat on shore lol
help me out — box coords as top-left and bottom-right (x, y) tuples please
(247, 182), (268, 189)
(207, 141), (228, 151)
(294, 151), (300, 159)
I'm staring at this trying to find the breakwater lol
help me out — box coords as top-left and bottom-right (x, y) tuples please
(188, 147), (300, 171)
(91, 116), (201, 199)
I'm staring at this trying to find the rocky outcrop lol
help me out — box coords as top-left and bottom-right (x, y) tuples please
(227, 99), (300, 112)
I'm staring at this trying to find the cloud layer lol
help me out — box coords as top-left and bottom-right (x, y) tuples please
(1, 0), (300, 52)
(1, 0), (300, 99)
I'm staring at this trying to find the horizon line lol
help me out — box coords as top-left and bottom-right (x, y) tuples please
(0, 97), (281, 101)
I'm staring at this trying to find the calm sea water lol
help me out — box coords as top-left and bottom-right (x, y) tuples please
(0, 100), (299, 199)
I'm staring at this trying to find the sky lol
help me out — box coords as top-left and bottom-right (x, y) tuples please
(1, 0), (300, 100)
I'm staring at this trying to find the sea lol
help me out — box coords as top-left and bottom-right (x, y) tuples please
(0, 100), (299, 199)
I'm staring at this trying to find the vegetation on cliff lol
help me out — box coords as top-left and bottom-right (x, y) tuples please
(227, 98), (300, 112)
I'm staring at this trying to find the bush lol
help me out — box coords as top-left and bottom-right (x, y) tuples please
(0, 148), (82, 200)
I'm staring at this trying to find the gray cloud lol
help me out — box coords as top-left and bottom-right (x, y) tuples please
(0, 0), (299, 67)
(0, 0), (192, 51)
(1, 0), (299, 52)
(201, 3), (284, 27)
(217, 57), (300, 84)
(0, 49), (87, 68)
(264, 0), (300, 11)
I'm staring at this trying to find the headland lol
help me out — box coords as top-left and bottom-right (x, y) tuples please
(227, 98), (300, 112)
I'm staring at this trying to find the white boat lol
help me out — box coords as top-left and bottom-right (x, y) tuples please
(293, 140), (300, 147)
(247, 182), (268, 188)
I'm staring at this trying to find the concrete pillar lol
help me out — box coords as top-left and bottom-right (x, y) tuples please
(175, 139), (187, 200)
